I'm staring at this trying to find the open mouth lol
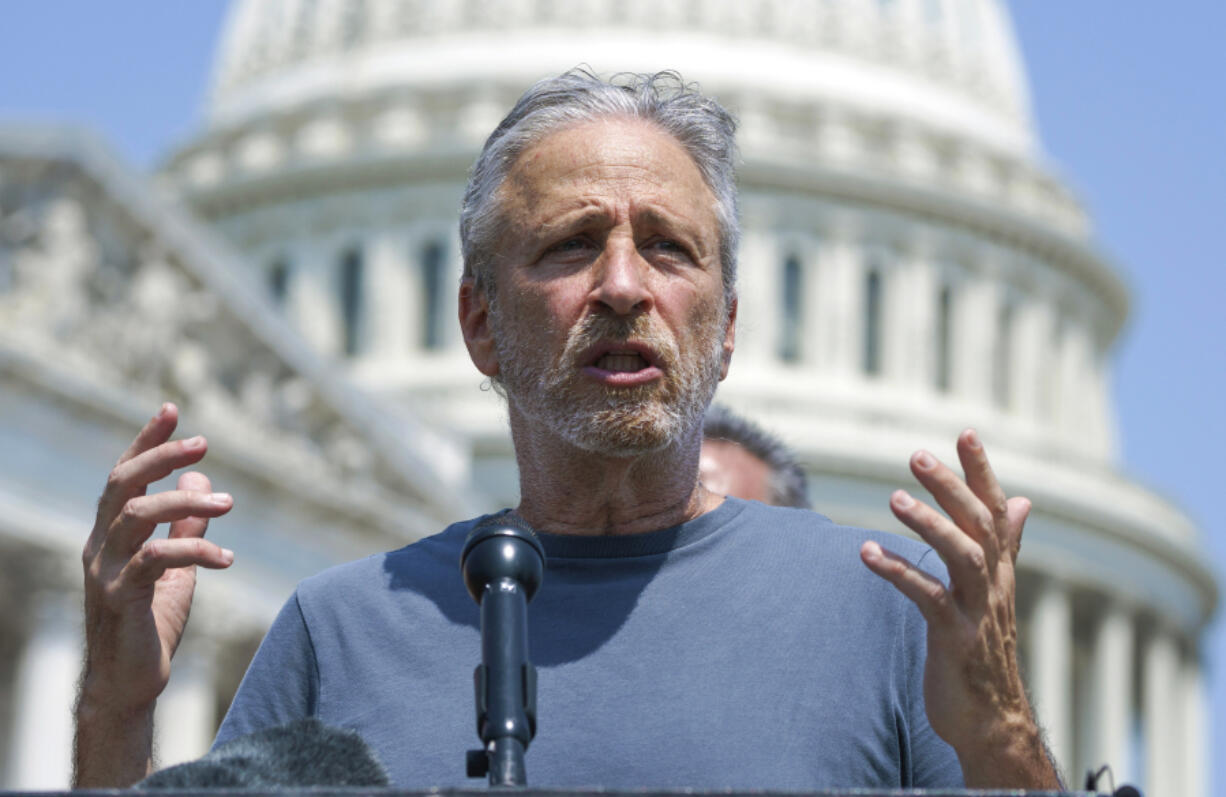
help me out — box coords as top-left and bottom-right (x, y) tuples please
(582, 342), (664, 385)
(595, 351), (650, 373)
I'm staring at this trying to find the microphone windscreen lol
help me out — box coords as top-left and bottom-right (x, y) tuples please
(136, 718), (389, 788)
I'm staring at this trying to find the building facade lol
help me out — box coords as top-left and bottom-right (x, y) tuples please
(0, 1), (1215, 795)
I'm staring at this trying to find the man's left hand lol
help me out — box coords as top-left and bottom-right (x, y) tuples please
(859, 429), (1061, 789)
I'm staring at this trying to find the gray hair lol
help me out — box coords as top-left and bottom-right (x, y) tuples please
(459, 68), (740, 303)
(703, 403), (811, 509)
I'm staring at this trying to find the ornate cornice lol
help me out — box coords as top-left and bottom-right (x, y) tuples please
(0, 126), (476, 537)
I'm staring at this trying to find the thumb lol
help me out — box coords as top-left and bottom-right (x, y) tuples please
(1004, 496), (1031, 561)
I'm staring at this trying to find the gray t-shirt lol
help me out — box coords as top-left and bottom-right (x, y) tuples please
(215, 497), (962, 789)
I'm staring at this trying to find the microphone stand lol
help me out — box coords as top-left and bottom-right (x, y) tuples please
(460, 517), (545, 787)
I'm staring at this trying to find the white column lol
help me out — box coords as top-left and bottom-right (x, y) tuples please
(1056, 320), (1093, 451)
(441, 235), (465, 354)
(1088, 355), (1119, 460)
(801, 235), (824, 368)
(895, 247), (936, 388)
(815, 232), (862, 379)
(1180, 655), (1207, 797)
(402, 230), (428, 355)
(1028, 578), (1073, 778)
(951, 275), (997, 405)
(7, 595), (81, 789)
(1088, 601), (1135, 784)
(1010, 297), (1052, 420)
(366, 228), (411, 360)
(1143, 628), (1181, 797)
(879, 252), (910, 383)
(153, 646), (217, 769)
(289, 239), (341, 356)
(733, 227), (778, 367)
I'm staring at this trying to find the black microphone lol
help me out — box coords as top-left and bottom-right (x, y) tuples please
(460, 512), (546, 787)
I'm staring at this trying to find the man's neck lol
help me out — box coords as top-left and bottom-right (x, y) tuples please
(508, 410), (721, 537)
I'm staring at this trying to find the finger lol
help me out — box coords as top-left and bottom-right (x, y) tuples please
(889, 489), (988, 607)
(956, 428), (1010, 529)
(95, 436), (209, 532)
(859, 540), (952, 625)
(909, 449), (1001, 566)
(1004, 496), (1031, 562)
(123, 537), (235, 588)
(107, 490), (233, 553)
(169, 471), (214, 540)
(117, 403), (178, 465)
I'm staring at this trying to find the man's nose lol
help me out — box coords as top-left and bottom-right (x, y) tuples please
(591, 242), (653, 316)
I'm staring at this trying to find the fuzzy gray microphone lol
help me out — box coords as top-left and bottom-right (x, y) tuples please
(137, 718), (389, 788)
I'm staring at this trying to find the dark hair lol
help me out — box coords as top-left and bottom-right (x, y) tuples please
(703, 403), (810, 509)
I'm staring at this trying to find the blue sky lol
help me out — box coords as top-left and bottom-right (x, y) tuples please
(3, 0), (1223, 784)
(1009, 3), (1225, 779)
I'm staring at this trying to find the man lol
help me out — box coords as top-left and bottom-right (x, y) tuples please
(76, 70), (1059, 789)
(700, 403), (810, 508)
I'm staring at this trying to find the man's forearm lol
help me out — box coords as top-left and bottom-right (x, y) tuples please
(957, 714), (1064, 790)
(73, 684), (156, 788)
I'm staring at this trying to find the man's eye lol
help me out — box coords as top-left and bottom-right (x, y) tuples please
(643, 239), (689, 258)
(553, 237), (591, 252)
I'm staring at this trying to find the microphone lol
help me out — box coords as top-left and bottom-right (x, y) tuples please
(136, 718), (389, 788)
(460, 512), (546, 787)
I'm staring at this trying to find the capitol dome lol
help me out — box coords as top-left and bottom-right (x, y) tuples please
(206, 0), (1036, 154)
(159, 3), (1214, 795)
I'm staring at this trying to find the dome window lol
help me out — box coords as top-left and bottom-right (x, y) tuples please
(420, 240), (446, 351)
(339, 246), (364, 357)
(268, 258), (290, 307)
(936, 284), (953, 392)
(778, 254), (803, 364)
(863, 268), (883, 377)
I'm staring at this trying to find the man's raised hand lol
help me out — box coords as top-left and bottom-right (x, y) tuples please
(859, 429), (1060, 789)
(75, 403), (234, 787)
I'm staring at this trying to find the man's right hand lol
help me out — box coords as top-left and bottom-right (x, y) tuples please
(75, 403), (234, 787)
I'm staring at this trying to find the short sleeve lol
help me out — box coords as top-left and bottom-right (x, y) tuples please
(211, 592), (320, 749)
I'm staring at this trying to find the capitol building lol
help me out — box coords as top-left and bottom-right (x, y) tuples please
(0, 1), (1215, 795)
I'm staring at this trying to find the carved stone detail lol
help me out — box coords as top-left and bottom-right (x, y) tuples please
(0, 154), (448, 512)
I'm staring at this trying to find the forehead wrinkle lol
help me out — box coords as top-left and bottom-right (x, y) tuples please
(521, 198), (613, 238)
(497, 118), (721, 258)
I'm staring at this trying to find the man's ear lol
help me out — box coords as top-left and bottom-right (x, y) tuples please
(459, 278), (499, 377)
(719, 295), (737, 381)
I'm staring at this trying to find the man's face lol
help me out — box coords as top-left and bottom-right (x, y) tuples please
(698, 439), (774, 504)
(474, 117), (735, 457)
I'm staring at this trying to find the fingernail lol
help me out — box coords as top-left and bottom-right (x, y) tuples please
(156, 403), (169, 419)
(914, 451), (935, 470)
(966, 429), (981, 449)
(892, 489), (914, 509)
(207, 492), (232, 507)
(221, 548), (235, 564)
(183, 435), (205, 450)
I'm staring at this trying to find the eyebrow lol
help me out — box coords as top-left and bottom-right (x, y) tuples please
(531, 206), (614, 238)
(532, 204), (704, 239)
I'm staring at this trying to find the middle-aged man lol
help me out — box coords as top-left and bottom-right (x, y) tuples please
(76, 70), (1059, 790)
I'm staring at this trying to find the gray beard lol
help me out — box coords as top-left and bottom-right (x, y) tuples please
(491, 306), (725, 457)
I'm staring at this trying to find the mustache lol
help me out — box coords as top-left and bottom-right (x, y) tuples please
(563, 312), (678, 367)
